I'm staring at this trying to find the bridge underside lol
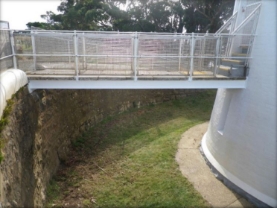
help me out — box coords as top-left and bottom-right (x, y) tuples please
(28, 79), (246, 92)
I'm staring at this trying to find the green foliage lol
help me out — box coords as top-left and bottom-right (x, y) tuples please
(26, 22), (52, 30)
(46, 180), (61, 206)
(0, 98), (14, 164)
(0, 140), (5, 163)
(182, 0), (235, 33)
(0, 99), (14, 132)
(27, 0), (234, 33)
(0, 153), (3, 163)
(82, 199), (92, 207)
(71, 136), (86, 149)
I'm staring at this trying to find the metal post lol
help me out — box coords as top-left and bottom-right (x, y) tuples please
(10, 30), (17, 69)
(246, 8), (260, 66)
(96, 44), (98, 67)
(31, 31), (36, 71)
(199, 33), (207, 70)
(230, 13), (237, 33)
(178, 35), (183, 72)
(189, 33), (194, 81)
(133, 32), (138, 81)
(68, 40), (71, 65)
(82, 32), (86, 70)
(74, 30), (79, 80)
(214, 36), (221, 77)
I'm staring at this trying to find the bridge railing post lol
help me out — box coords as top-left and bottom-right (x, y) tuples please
(74, 30), (79, 81)
(189, 32), (195, 81)
(31, 30), (36, 71)
(68, 40), (71, 66)
(133, 32), (138, 81)
(82, 32), (87, 70)
(214, 35), (221, 76)
(178, 34), (183, 72)
(10, 30), (17, 69)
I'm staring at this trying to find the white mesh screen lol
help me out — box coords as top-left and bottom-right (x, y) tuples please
(0, 30), (13, 70)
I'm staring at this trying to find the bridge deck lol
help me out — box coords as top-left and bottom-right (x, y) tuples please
(25, 65), (246, 91)
(26, 66), (246, 91)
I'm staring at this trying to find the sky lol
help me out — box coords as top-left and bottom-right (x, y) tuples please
(0, 0), (61, 29)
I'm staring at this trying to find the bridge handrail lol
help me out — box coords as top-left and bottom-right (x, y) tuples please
(0, 30), (256, 81)
(215, 12), (238, 34)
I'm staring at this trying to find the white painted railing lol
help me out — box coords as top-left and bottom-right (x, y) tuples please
(1, 30), (257, 81)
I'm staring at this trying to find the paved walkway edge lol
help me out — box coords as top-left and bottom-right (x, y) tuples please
(201, 133), (271, 208)
(175, 122), (255, 208)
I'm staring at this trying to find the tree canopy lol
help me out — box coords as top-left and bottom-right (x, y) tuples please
(26, 0), (234, 33)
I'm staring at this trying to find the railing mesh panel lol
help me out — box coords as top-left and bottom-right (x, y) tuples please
(79, 36), (133, 73)
(0, 30), (12, 58)
(219, 36), (232, 57)
(35, 33), (74, 55)
(0, 30), (13, 70)
(193, 58), (215, 75)
(139, 37), (180, 56)
(0, 57), (13, 70)
(235, 16), (257, 47)
(245, 2), (260, 16)
(17, 56), (34, 71)
(138, 36), (189, 74)
(13, 33), (32, 54)
(246, 0), (261, 6)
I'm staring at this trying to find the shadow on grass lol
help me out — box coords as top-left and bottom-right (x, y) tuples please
(68, 91), (214, 166)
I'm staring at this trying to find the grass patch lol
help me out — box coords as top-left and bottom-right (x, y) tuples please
(46, 180), (61, 206)
(47, 90), (216, 207)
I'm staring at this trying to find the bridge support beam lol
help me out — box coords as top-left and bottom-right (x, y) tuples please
(28, 79), (247, 92)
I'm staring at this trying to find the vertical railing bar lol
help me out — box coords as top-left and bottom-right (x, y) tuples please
(96, 43), (98, 69)
(214, 35), (221, 77)
(189, 33), (194, 81)
(74, 30), (79, 80)
(131, 34), (134, 71)
(246, 8), (260, 66)
(10, 30), (17, 69)
(133, 32), (138, 81)
(226, 34), (234, 57)
(68, 40), (71, 66)
(231, 13), (237, 33)
(178, 34), (183, 72)
(31, 31), (36, 71)
(199, 33), (206, 70)
(82, 32), (86, 70)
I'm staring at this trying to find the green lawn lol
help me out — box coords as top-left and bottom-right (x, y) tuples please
(47, 90), (216, 207)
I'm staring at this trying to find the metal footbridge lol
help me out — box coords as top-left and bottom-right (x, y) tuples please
(0, 2), (261, 91)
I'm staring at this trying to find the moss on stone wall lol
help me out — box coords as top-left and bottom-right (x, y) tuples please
(0, 98), (15, 164)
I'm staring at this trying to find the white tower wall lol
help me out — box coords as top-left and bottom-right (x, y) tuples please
(202, 0), (277, 207)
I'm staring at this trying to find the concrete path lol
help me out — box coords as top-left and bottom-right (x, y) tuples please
(175, 122), (255, 208)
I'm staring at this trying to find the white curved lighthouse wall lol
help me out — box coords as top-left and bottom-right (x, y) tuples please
(0, 69), (28, 118)
(202, 0), (277, 207)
